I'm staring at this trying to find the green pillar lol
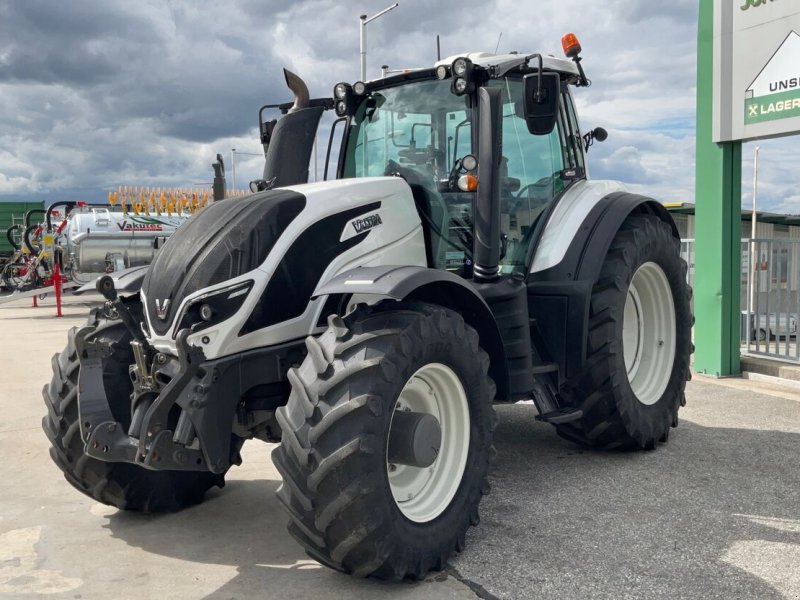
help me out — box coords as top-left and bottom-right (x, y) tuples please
(694, 0), (742, 376)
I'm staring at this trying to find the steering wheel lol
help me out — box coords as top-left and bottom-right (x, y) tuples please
(516, 176), (555, 201)
(384, 159), (433, 189)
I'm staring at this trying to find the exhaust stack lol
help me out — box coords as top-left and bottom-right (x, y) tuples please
(284, 68), (310, 113)
(261, 68), (324, 188)
(473, 86), (503, 283)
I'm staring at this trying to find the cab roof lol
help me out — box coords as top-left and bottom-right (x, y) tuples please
(435, 52), (580, 77)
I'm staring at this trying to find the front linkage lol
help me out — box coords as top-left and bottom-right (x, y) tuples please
(80, 276), (302, 475)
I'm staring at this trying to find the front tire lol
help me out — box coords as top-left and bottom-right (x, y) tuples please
(272, 302), (496, 579)
(556, 214), (692, 450)
(42, 310), (224, 512)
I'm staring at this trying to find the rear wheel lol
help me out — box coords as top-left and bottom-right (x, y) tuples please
(272, 302), (496, 579)
(42, 310), (224, 512)
(556, 214), (692, 449)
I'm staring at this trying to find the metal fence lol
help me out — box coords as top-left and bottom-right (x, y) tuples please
(681, 238), (800, 363)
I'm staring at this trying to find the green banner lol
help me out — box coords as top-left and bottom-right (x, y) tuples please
(745, 88), (800, 124)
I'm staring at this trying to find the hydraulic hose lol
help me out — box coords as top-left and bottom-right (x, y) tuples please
(46, 201), (76, 231)
(6, 225), (21, 251)
(23, 224), (40, 255)
(24, 208), (46, 229)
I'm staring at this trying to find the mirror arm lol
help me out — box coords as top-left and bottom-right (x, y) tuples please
(524, 53), (545, 102)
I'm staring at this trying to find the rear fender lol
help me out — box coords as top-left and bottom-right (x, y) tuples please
(528, 190), (680, 382)
(314, 266), (510, 401)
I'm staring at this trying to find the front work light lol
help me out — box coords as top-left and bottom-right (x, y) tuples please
(335, 100), (348, 116)
(334, 82), (349, 99)
(452, 57), (469, 76)
(353, 81), (367, 95)
(435, 65), (448, 80)
(450, 57), (474, 96)
(461, 154), (478, 171)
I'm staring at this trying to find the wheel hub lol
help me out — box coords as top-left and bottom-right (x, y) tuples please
(387, 410), (442, 468)
(387, 363), (469, 523)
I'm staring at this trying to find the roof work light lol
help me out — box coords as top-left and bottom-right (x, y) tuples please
(450, 57), (474, 96)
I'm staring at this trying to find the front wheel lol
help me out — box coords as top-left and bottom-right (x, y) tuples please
(42, 310), (225, 512)
(556, 214), (692, 450)
(272, 302), (496, 579)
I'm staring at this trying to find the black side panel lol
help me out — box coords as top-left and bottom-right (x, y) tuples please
(263, 106), (325, 187)
(527, 279), (592, 383)
(474, 276), (534, 399)
(240, 202), (381, 335)
(142, 190), (305, 335)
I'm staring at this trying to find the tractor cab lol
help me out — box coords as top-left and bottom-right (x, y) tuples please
(257, 40), (590, 281)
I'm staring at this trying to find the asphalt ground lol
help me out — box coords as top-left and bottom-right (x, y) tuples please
(1, 294), (798, 599)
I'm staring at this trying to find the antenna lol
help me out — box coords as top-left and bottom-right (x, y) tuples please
(437, 35), (441, 61)
(494, 32), (503, 54)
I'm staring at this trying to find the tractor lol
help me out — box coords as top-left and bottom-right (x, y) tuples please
(42, 34), (692, 580)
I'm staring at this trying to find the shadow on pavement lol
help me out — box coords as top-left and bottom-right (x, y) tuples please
(103, 467), (440, 599)
(102, 402), (799, 599)
(451, 403), (800, 600)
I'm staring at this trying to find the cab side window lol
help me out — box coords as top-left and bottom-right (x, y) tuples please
(491, 77), (567, 272)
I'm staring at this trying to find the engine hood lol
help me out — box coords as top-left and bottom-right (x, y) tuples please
(141, 177), (425, 360)
(142, 189), (306, 335)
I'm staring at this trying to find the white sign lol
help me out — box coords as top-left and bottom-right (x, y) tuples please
(713, 1), (800, 142)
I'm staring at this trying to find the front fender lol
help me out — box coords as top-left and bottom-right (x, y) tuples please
(314, 265), (511, 402)
(73, 265), (149, 296)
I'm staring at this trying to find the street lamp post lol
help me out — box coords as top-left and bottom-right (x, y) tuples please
(359, 3), (399, 81)
(748, 145), (760, 334)
(231, 148), (237, 193)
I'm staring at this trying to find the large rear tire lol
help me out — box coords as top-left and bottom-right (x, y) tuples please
(272, 302), (496, 579)
(42, 310), (224, 512)
(555, 214), (692, 450)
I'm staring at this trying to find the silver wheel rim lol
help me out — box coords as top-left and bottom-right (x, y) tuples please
(387, 363), (470, 523)
(622, 262), (676, 406)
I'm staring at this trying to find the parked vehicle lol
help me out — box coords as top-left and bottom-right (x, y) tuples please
(42, 34), (692, 579)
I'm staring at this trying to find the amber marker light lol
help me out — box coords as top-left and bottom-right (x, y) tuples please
(562, 33), (582, 58)
(457, 174), (479, 192)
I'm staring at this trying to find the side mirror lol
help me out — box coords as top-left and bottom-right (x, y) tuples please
(523, 72), (561, 135)
(583, 127), (608, 151)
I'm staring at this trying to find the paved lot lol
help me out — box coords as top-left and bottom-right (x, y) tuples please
(1, 294), (799, 599)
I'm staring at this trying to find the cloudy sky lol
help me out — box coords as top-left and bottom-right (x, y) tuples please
(0, 0), (797, 212)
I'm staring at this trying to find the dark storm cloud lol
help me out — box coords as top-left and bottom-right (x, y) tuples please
(0, 1), (159, 85)
(0, 0), (796, 209)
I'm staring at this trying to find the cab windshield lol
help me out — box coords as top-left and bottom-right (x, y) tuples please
(341, 76), (566, 275)
(343, 78), (474, 272)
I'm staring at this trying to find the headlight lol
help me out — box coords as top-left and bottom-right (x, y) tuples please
(174, 280), (254, 337)
(199, 303), (214, 321)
